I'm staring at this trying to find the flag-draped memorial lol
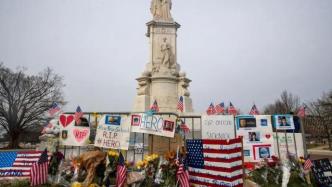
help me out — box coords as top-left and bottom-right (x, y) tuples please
(186, 138), (244, 187)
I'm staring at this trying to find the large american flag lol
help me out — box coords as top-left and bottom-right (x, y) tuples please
(150, 100), (159, 113)
(186, 138), (244, 187)
(74, 105), (83, 125)
(30, 149), (48, 186)
(0, 150), (48, 180)
(116, 152), (127, 187)
(48, 102), (60, 117)
(215, 102), (225, 114)
(177, 96), (184, 112)
(206, 103), (216, 115)
(249, 104), (259, 115)
(227, 102), (237, 116)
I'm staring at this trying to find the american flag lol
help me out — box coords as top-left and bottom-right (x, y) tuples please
(179, 120), (190, 134)
(48, 102), (60, 117)
(186, 138), (244, 187)
(74, 106), (83, 125)
(206, 103), (216, 115)
(150, 100), (159, 113)
(177, 157), (190, 187)
(30, 149), (49, 186)
(228, 102), (237, 116)
(297, 106), (306, 118)
(177, 96), (184, 112)
(215, 102), (225, 114)
(116, 152), (127, 187)
(0, 150), (49, 180)
(249, 104), (259, 115)
(304, 159), (313, 170)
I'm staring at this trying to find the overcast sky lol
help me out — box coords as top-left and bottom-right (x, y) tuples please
(1, 0), (332, 113)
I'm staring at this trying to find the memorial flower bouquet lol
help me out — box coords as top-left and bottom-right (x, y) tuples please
(103, 150), (120, 185)
(136, 153), (159, 187)
(159, 151), (178, 187)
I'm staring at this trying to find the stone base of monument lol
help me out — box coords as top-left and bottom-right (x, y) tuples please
(148, 134), (184, 155)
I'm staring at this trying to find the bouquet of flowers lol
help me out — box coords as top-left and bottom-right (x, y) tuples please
(136, 153), (159, 187)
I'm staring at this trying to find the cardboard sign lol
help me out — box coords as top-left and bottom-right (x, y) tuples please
(94, 115), (131, 150)
(201, 115), (235, 139)
(59, 114), (90, 146)
(273, 114), (295, 130)
(273, 133), (304, 159)
(235, 115), (275, 162)
(130, 113), (176, 138)
(312, 158), (332, 186)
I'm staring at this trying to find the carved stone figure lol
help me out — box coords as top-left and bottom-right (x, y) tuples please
(160, 38), (174, 68)
(150, 0), (172, 21)
(160, 0), (172, 20)
(150, 0), (161, 19)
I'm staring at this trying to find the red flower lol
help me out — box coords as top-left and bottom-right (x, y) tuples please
(244, 162), (255, 171)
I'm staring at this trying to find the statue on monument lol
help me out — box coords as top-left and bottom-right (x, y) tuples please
(150, 0), (173, 21)
(160, 38), (174, 68)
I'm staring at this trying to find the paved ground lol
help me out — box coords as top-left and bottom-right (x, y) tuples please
(308, 145), (332, 160)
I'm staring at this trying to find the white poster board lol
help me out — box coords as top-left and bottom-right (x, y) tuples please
(59, 114), (90, 146)
(273, 133), (304, 160)
(201, 115), (235, 139)
(94, 115), (131, 150)
(235, 115), (275, 162)
(130, 113), (176, 138)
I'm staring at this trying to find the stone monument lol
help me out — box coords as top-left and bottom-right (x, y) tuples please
(133, 0), (193, 113)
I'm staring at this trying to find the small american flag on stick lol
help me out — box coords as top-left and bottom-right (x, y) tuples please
(74, 106), (83, 125)
(228, 102), (237, 116)
(249, 104), (259, 115)
(206, 103), (216, 115)
(48, 102), (60, 117)
(116, 152), (127, 187)
(177, 96), (184, 112)
(215, 102), (225, 114)
(30, 149), (48, 186)
(150, 100), (159, 113)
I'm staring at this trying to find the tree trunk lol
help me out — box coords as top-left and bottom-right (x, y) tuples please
(323, 123), (332, 150)
(8, 132), (21, 149)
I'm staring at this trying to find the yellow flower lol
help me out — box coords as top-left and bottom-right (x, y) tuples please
(88, 183), (99, 187)
(71, 182), (82, 187)
(108, 150), (119, 157)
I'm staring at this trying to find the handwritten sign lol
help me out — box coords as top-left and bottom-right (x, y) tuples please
(94, 115), (131, 150)
(130, 113), (176, 138)
(59, 114), (90, 146)
(273, 133), (304, 160)
(201, 115), (235, 139)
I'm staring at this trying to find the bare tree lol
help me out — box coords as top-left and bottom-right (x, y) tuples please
(0, 63), (65, 148)
(306, 91), (332, 150)
(263, 90), (301, 114)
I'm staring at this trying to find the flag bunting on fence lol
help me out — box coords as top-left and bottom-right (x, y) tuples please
(186, 138), (244, 187)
